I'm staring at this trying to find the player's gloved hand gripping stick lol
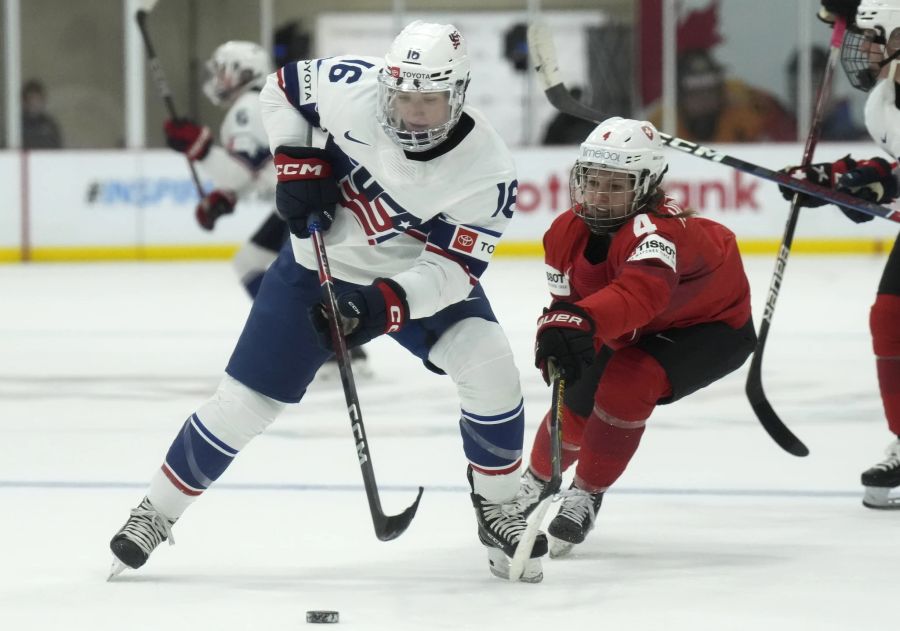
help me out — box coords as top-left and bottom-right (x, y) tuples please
(306, 212), (423, 541)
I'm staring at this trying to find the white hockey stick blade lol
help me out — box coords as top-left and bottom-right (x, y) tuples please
(508, 495), (553, 582)
(527, 22), (563, 91)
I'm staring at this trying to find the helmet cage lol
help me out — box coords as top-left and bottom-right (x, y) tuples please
(376, 71), (467, 152)
(841, 28), (893, 91)
(570, 162), (657, 234)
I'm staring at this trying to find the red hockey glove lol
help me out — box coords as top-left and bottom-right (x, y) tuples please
(163, 118), (212, 161)
(273, 146), (339, 239)
(310, 278), (409, 350)
(195, 190), (236, 231)
(534, 302), (596, 385)
(778, 155), (857, 208)
(835, 157), (898, 223)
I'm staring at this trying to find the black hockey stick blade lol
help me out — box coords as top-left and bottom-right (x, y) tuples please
(746, 354), (809, 457)
(373, 486), (424, 541)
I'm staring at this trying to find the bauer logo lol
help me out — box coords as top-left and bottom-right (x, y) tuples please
(626, 234), (677, 271)
(545, 264), (571, 296)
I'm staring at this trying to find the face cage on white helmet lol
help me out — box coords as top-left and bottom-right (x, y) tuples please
(376, 71), (466, 152)
(570, 162), (656, 234)
(840, 28), (900, 91)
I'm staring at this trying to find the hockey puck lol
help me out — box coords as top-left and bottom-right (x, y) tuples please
(306, 611), (339, 624)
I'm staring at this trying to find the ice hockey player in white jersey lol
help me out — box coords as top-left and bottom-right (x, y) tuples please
(163, 40), (280, 297)
(780, 0), (900, 508)
(163, 40), (370, 372)
(108, 21), (548, 581)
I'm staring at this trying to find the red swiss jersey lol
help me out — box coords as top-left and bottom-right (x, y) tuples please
(543, 196), (752, 349)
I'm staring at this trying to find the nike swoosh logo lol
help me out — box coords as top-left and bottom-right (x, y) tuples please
(882, 134), (888, 144)
(463, 297), (480, 302)
(343, 130), (370, 146)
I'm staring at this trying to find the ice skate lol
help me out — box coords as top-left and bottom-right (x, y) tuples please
(108, 497), (176, 579)
(861, 438), (900, 510)
(509, 468), (549, 518)
(468, 469), (548, 583)
(547, 483), (604, 558)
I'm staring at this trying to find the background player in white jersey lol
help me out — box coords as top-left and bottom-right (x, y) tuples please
(779, 0), (900, 508)
(108, 20), (547, 582)
(163, 40), (282, 297)
(163, 40), (370, 372)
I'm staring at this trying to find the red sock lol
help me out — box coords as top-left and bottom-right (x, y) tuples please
(528, 405), (586, 480)
(574, 347), (670, 491)
(871, 294), (900, 435)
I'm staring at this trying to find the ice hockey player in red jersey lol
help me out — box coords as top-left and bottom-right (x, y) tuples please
(515, 117), (757, 557)
(777, 0), (900, 509)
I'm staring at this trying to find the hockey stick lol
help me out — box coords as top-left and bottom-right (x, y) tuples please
(134, 1), (204, 196)
(307, 216), (424, 541)
(508, 364), (564, 582)
(742, 18), (849, 457)
(526, 22), (900, 225)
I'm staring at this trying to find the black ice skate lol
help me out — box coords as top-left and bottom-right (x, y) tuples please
(547, 483), (604, 558)
(861, 438), (900, 510)
(468, 468), (548, 583)
(108, 497), (176, 579)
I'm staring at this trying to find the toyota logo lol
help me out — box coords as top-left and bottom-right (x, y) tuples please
(458, 235), (474, 247)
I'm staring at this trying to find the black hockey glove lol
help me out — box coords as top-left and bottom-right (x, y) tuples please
(817, 0), (860, 25)
(163, 118), (212, 161)
(534, 302), (596, 385)
(311, 278), (409, 350)
(835, 157), (897, 224)
(195, 189), (236, 231)
(273, 145), (339, 239)
(778, 155), (857, 208)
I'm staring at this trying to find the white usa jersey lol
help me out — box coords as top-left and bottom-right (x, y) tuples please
(197, 90), (275, 200)
(864, 76), (900, 161)
(259, 56), (518, 319)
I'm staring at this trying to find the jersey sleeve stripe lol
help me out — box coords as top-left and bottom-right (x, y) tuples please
(278, 63), (301, 110)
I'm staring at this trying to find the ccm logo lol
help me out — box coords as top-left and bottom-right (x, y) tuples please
(275, 162), (326, 178)
(538, 313), (583, 326)
(386, 306), (403, 333)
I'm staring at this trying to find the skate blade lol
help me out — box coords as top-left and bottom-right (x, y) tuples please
(548, 536), (575, 559)
(107, 558), (128, 581)
(486, 547), (543, 583)
(862, 486), (900, 510)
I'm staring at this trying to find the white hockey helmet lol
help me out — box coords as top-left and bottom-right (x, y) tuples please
(842, 0), (900, 91)
(203, 41), (272, 106)
(570, 117), (668, 234)
(376, 20), (471, 152)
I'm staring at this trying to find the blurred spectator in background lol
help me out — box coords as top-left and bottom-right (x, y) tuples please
(542, 87), (598, 145)
(22, 79), (63, 149)
(648, 0), (796, 142)
(786, 45), (868, 140)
